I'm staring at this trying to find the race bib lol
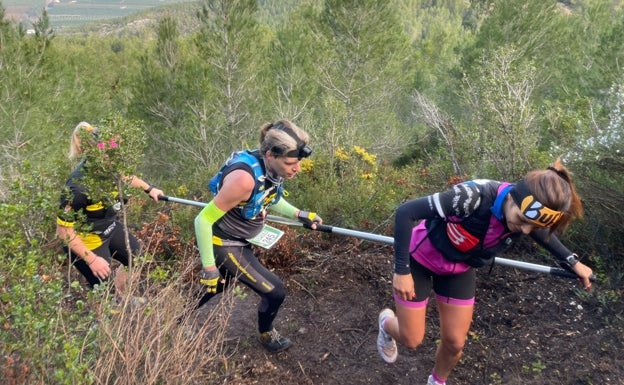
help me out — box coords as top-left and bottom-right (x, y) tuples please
(246, 225), (284, 249)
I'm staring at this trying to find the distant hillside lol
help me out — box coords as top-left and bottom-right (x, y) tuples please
(2, 0), (201, 32)
(59, 1), (205, 37)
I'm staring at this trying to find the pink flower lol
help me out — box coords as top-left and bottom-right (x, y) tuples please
(109, 139), (118, 149)
(97, 142), (106, 150)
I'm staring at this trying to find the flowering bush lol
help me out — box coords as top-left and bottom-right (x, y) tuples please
(334, 145), (378, 180)
(79, 113), (146, 205)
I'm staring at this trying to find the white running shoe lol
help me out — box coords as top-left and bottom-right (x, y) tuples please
(377, 308), (398, 363)
(427, 374), (445, 385)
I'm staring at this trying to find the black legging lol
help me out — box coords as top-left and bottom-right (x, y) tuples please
(200, 243), (286, 334)
(66, 220), (141, 288)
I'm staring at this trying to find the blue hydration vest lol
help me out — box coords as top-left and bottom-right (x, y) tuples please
(209, 150), (284, 219)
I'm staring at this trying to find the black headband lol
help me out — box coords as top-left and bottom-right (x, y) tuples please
(509, 179), (532, 207)
(269, 123), (312, 160)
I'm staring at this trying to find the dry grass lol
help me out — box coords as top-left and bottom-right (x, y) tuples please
(82, 213), (238, 385)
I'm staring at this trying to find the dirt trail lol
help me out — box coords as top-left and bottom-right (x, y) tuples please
(194, 239), (622, 385)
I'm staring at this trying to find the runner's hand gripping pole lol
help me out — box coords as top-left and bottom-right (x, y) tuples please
(296, 210), (323, 228)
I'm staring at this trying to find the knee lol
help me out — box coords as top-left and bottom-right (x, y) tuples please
(270, 290), (286, 305)
(440, 336), (466, 356)
(266, 284), (286, 305)
(399, 333), (424, 350)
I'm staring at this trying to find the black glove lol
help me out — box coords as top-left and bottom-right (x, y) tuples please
(199, 268), (221, 294)
(297, 210), (322, 227)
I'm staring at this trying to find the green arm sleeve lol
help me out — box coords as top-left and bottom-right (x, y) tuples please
(269, 198), (299, 219)
(194, 200), (226, 268)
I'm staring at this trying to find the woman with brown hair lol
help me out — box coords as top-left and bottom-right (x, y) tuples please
(376, 158), (593, 385)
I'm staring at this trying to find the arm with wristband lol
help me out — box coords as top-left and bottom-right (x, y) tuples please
(126, 175), (164, 202)
(530, 229), (593, 290)
(270, 198), (323, 228)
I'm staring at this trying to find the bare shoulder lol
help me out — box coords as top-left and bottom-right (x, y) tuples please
(222, 169), (256, 191)
(215, 169), (256, 208)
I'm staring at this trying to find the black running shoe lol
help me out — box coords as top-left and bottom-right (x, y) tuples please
(259, 329), (292, 352)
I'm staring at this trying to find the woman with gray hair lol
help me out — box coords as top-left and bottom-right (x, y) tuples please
(194, 119), (322, 352)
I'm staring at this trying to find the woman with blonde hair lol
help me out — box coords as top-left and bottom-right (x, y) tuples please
(194, 119), (322, 352)
(56, 121), (164, 287)
(376, 158), (593, 385)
